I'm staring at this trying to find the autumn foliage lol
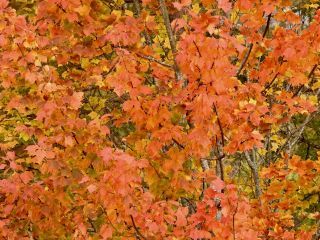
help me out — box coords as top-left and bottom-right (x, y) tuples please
(0, 0), (320, 239)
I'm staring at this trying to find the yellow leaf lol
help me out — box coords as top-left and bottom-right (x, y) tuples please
(81, 58), (90, 69)
(249, 98), (257, 105)
(284, 70), (292, 78)
(164, 38), (171, 48)
(230, 9), (239, 23)
(192, 3), (200, 14)
(312, 81), (320, 90)
(102, 44), (113, 54)
(255, 50), (263, 57)
(258, 148), (267, 156)
(35, 59), (42, 67)
(309, 95), (318, 105)
(89, 111), (99, 119)
(124, 10), (133, 17)
(75, 5), (90, 17)
(111, 10), (122, 19)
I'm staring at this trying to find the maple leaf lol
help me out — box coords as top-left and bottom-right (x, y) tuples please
(1, 0), (320, 238)
(172, 0), (191, 10)
(25, 145), (55, 163)
(19, 172), (33, 184)
(87, 184), (97, 193)
(0, 34), (8, 47)
(238, 0), (252, 9)
(75, 4), (90, 17)
(36, 101), (57, 122)
(283, 47), (296, 59)
(218, 0), (232, 12)
(190, 229), (211, 239)
(211, 178), (225, 192)
(65, 92), (84, 110)
(100, 147), (113, 163)
(0, 0), (8, 9)
(100, 225), (113, 239)
(175, 207), (188, 227)
(64, 135), (75, 147)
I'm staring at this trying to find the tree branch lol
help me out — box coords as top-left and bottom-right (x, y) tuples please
(293, 64), (318, 97)
(244, 151), (262, 199)
(213, 103), (225, 146)
(237, 14), (271, 77)
(130, 215), (147, 240)
(158, 0), (183, 82)
(236, 43), (253, 77)
(232, 200), (239, 240)
(201, 158), (210, 171)
(273, 90), (320, 160)
(262, 72), (279, 94)
(312, 220), (320, 240)
(262, 14), (272, 38)
(136, 53), (173, 68)
(133, 0), (152, 45)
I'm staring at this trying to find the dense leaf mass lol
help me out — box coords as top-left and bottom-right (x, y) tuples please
(0, 0), (320, 239)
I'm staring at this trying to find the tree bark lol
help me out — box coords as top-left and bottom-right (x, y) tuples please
(158, 0), (183, 82)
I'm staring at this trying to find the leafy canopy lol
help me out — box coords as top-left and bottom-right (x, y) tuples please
(0, 0), (320, 239)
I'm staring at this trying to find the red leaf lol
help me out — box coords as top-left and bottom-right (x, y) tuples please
(87, 184), (97, 193)
(100, 147), (113, 163)
(0, 0), (8, 9)
(218, 0), (232, 12)
(211, 178), (225, 192)
(100, 225), (113, 239)
(175, 207), (188, 227)
(172, 0), (191, 10)
(67, 92), (84, 110)
(190, 229), (211, 239)
(20, 172), (33, 184)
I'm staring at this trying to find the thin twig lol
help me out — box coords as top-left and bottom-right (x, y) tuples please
(262, 14), (272, 38)
(262, 72), (279, 93)
(237, 15), (271, 77)
(293, 64), (318, 97)
(136, 53), (173, 68)
(193, 40), (202, 57)
(102, 58), (119, 77)
(213, 103), (226, 180)
(232, 200), (239, 240)
(236, 43), (253, 76)
(130, 215), (147, 240)
(273, 90), (320, 160)
(213, 103), (225, 146)
(172, 138), (185, 149)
